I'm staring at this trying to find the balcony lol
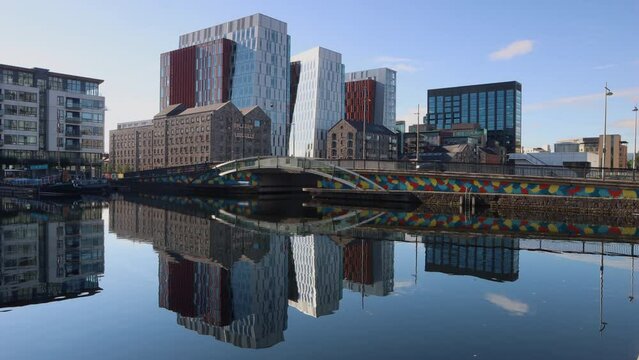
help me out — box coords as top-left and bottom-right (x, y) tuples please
(65, 117), (82, 124)
(65, 130), (81, 137)
(65, 144), (81, 151)
(65, 103), (82, 110)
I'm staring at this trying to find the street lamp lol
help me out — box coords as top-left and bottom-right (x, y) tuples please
(414, 104), (421, 162)
(633, 105), (638, 179)
(362, 89), (371, 161)
(602, 84), (613, 180)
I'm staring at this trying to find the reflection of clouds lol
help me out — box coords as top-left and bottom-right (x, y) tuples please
(394, 280), (415, 290)
(484, 293), (529, 316)
(551, 253), (634, 271)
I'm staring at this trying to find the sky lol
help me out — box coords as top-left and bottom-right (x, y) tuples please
(1, 0), (638, 152)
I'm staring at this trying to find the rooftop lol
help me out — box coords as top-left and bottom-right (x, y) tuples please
(0, 64), (104, 84)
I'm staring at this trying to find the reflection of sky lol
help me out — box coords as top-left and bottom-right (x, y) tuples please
(1, 209), (639, 360)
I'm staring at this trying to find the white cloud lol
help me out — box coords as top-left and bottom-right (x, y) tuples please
(489, 40), (534, 61)
(393, 63), (420, 73)
(612, 118), (637, 129)
(374, 55), (423, 73)
(484, 293), (529, 316)
(526, 87), (639, 112)
(593, 64), (616, 70)
(374, 56), (413, 63)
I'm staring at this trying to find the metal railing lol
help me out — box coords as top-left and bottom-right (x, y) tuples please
(123, 157), (639, 183)
(332, 159), (639, 183)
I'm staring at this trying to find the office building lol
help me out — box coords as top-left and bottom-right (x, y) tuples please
(0, 64), (105, 171)
(327, 119), (397, 160)
(553, 135), (627, 169)
(161, 14), (290, 156)
(109, 102), (271, 172)
(599, 135), (627, 169)
(289, 47), (345, 158)
(426, 81), (522, 153)
(345, 68), (396, 130)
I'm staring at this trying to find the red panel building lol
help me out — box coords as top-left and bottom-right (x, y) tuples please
(162, 39), (235, 110)
(169, 46), (196, 108)
(345, 79), (376, 124)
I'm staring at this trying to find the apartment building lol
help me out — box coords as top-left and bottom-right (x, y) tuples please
(0, 64), (105, 171)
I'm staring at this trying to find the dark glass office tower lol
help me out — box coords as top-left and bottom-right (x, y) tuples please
(426, 81), (522, 153)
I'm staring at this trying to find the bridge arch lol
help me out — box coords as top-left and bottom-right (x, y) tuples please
(213, 156), (384, 191)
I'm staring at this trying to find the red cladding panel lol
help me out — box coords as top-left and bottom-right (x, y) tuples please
(169, 46), (196, 108)
(343, 240), (374, 284)
(345, 79), (376, 124)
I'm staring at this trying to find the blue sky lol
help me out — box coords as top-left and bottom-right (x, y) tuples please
(1, 0), (638, 151)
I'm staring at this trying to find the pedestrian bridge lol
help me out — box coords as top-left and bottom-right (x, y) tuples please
(125, 156), (384, 191)
(121, 156), (639, 200)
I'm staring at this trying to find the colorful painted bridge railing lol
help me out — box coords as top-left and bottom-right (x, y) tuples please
(318, 173), (639, 200)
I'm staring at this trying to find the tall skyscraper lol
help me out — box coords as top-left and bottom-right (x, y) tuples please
(289, 47), (345, 158)
(426, 81), (522, 153)
(345, 68), (397, 130)
(160, 14), (291, 156)
(0, 64), (105, 171)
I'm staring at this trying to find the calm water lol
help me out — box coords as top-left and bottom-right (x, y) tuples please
(1, 195), (638, 360)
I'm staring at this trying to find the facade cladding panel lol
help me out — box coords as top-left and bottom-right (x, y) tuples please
(169, 47), (196, 108)
(343, 240), (373, 285)
(345, 79), (376, 123)
(426, 81), (522, 153)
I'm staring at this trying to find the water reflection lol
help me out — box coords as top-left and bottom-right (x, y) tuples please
(0, 197), (104, 308)
(105, 194), (639, 353)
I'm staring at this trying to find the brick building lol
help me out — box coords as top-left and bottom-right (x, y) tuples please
(109, 102), (271, 172)
(327, 119), (397, 160)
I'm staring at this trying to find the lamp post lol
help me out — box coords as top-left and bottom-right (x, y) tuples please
(602, 83), (613, 180)
(633, 105), (638, 180)
(291, 121), (296, 157)
(415, 104), (421, 162)
(362, 90), (371, 160)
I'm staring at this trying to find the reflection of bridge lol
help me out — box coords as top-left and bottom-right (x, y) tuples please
(213, 208), (385, 235)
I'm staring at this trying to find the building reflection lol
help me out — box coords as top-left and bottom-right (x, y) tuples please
(423, 234), (519, 282)
(288, 235), (343, 317)
(110, 197), (288, 349)
(343, 239), (394, 296)
(0, 198), (104, 308)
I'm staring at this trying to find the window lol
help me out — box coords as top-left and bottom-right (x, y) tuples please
(58, 96), (64, 106)
(67, 79), (81, 93)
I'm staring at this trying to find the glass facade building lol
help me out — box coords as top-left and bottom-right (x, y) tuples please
(170, 14), (291, 156)
(426, 81), (521, 153)
(345, 68), (397, 131)
(289, 47), (345, 158)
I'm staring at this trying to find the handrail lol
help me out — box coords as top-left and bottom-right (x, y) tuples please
(214, 156), (385, 191)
